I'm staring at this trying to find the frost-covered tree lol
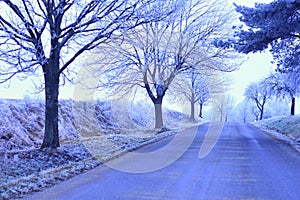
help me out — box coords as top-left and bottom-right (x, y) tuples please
(251, 104), (261, 121)
(212, 96), (226, 122)
(95, 0), (237, 128)
(224, 95), (235, 122)
(212, 94), (235, 122)
(232, 100), (253, 123)
(170, 69), (211, 121)
(197, 81), (210, 119)
(266, 72), (299, 115)
(270, 38), (300, 86)
(0, 0), (166, 149)
(271, 38), (300, 74)
(244, 80), (271, 120)
(222, 0), (300, 119)
(227, 1), (300, 89)
(234, 96), (289, 122)
(232, 0), (300, 54)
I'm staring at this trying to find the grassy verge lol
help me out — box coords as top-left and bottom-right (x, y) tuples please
(253, 115), (300, 151)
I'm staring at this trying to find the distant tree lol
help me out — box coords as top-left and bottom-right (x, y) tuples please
(197, 81), (210, 119)
(0, 0), (166, 149)
(233, 100), (252, 123)
(213, 96), (226, 122)
(244, 81), (271, 120)
(241, 103), (251, 122)
(234, 96), (289, 122)
(170, 69), (211, 121)
(266, 72), (299, 115)
(212, 94), (235, 122)
(95, 0), (236, 128)
(224, 95), (235, 122)
(251, 104), (260, 121)
(225, 1), (300, 94)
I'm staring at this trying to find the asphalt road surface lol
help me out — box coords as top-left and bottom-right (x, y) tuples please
(25, 123), (300, 200)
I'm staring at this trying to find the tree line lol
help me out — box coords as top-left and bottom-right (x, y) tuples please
(4, 0), (298, 149)
(0, 0), (237, 149)
(231, 0), (300, 121)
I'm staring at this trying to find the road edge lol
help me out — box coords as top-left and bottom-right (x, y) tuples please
(15, 123), (203, 200)
(250, 123), (300, 154)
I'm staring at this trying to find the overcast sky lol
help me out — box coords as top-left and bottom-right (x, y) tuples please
(225, 0), (274, 101)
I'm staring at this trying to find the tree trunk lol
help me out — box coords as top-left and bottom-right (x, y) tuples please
(243, 109), (247, 123)
(199, 103), (203, 118)
(143, 76), (166, 128)
(220, 111), (223, 122)
(41, 64), (60, 149)
(259, 107), (264, 120)
(190, 101), (195, 121)
(291, 97), (295, 116)
(154, 103), (163, 128)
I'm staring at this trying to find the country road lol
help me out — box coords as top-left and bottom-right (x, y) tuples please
(24, 123), (300, 200)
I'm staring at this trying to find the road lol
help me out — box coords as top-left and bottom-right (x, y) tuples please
(24, 123), (300, 200)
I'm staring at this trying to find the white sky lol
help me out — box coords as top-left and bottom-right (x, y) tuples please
(229, 52), (276, 102)
(226, 0), (275, 102)
(227, 0), (300, 114)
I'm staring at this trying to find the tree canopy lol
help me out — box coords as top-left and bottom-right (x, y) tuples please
(265, 71), (299, 115)
(233, 0), (300, 54)
(224, 0), (300, 97)
(0, 0), (171, 149)
(92, 0), (236, 128)
(244, 80), (271, 120)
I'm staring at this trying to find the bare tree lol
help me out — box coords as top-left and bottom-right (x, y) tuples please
(169, 70), (210, 121)
(170, 69), (223, 121)
(251, 106), (260, 121)
(212, 93), (234, 122)
(233, 100), (252, 123)
(197, 83), (210, 119)
(0, 0), (167, 149)
(224, 95), (235, 122)
(235, 100), (261, 122)
(94, 0), (237, 128)
(266, 72), (299, 116)
(244, 81), (271, 120)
